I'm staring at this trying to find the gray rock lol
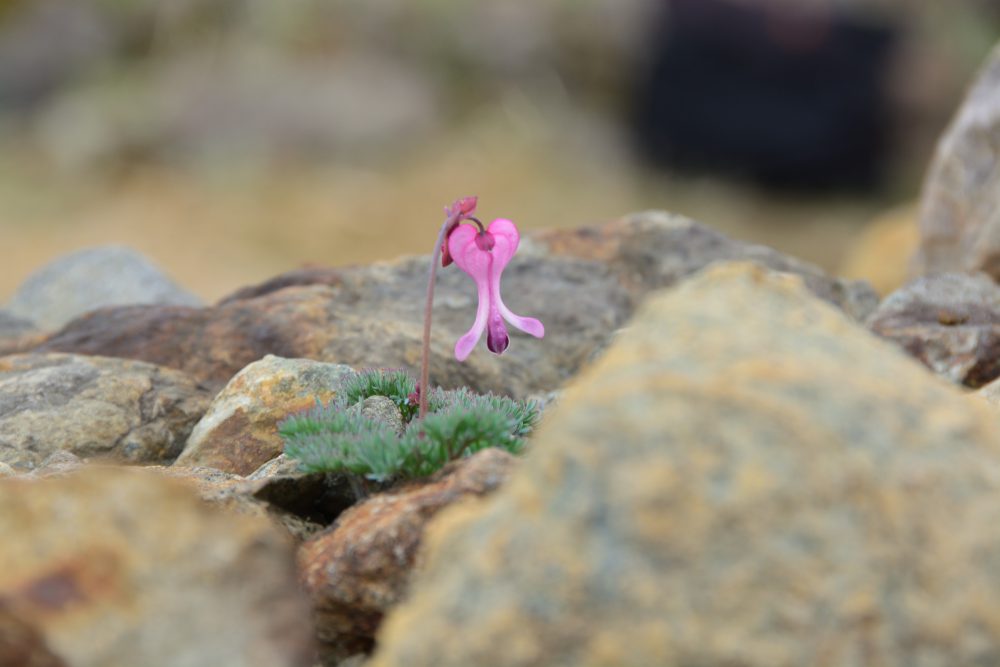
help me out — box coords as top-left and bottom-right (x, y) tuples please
(359, 396), (404, 437)
(0, 466), (315, 667)
(0, 310), (37, 337)
(371, 262), (1000, 667)
(0, 353), (211, 470)
(7, 245), (201, 330)
(915, 43), (1000, 278)
(867, 272), (1000, 387)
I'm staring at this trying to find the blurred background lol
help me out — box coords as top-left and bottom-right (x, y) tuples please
(0, 0), (997, 301)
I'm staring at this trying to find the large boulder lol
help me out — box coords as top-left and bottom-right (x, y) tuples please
(0, 353), (211, 470)
(32, 214), (877, 396)
(6, 245), (201, 330)
(915, 43), (1000, 278)
(0, 467), (314, 667)
(371, 262), (1000, 667)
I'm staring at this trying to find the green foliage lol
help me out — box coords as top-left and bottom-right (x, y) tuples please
(279, 370), (539, 484)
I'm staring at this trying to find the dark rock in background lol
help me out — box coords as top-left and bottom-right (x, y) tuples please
(632, 0), (896, 190)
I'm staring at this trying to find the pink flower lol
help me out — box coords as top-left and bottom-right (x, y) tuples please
(447, 218), (544, 360)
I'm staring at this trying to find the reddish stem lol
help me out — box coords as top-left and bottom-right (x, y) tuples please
(419, 216), (458, 419)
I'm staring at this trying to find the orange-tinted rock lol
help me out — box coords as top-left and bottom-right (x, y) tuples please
(175, 355), (356, 475)
(298, 448), (516, 663)
(0, 467), (315, 667)
(0, 607), (66, 667)
(370, 263), (1000, 667)
(839, 205), (919, 296)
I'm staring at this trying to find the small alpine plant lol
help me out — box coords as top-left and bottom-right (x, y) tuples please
(280, 369), (538, 486)
(282, 199), (545, 488)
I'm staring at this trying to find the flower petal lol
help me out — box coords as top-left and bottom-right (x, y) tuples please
(454, 273), (490, 361)
(485, 218), (520, 273)
(448, 224), (491, 280)
(497, 298), (545, 338)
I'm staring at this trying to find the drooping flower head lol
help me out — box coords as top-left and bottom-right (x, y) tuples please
(440, 196), (479, 267)
(446, 214), (544, 361)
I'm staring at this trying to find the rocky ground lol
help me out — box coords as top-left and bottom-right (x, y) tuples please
(7, 36), (1000, 667)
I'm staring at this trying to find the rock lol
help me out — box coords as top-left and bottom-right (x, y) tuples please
(867, 272), (1000, 387)
(839, 205), (919, 296)
(914, 43), (1000, 278)
(979, 376), (1000, 405)
(371, 263), (1000, 667)
(218, 267), (344, 305)
(357, 396), (404, 437)
(33, 214), (875, 397)
(0, 467), (314, 667)
(299, 449), (516, 663)
(0, 353), (211, 470)
(244, 453), (359, 529)
(0, 309), (38, 337)
(0, 310), (43, 358)
(0, 607), (67, 667)
(6, 245), (201, 330)
(176, 355), (356, 475)
(531, 211), (879, 320)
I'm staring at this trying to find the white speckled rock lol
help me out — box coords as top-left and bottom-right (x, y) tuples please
(175, 355), (356, 475)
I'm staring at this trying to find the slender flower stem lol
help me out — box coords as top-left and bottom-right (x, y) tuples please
(419, 215), (458, 419)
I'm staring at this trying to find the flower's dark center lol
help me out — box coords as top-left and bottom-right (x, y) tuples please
(467, 216), (495, 251)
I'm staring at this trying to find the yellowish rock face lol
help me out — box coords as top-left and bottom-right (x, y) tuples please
(0, 467), (314, 667)
(371, 262), (1000, 667)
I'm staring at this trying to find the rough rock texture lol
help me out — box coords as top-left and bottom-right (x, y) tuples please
(176, 355), (356, 475)
(914, 43), (1000, 279)
(868, 272), (1000, 387)
(245, 454), (359, 530)
(0, 467), (314, 667)
(300, 449), (516, 663)
(371, 263), (1000, 667)
(6, 245), (201, 330)
(0, 353), (211, 470)
(33, 214), (876, 396)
